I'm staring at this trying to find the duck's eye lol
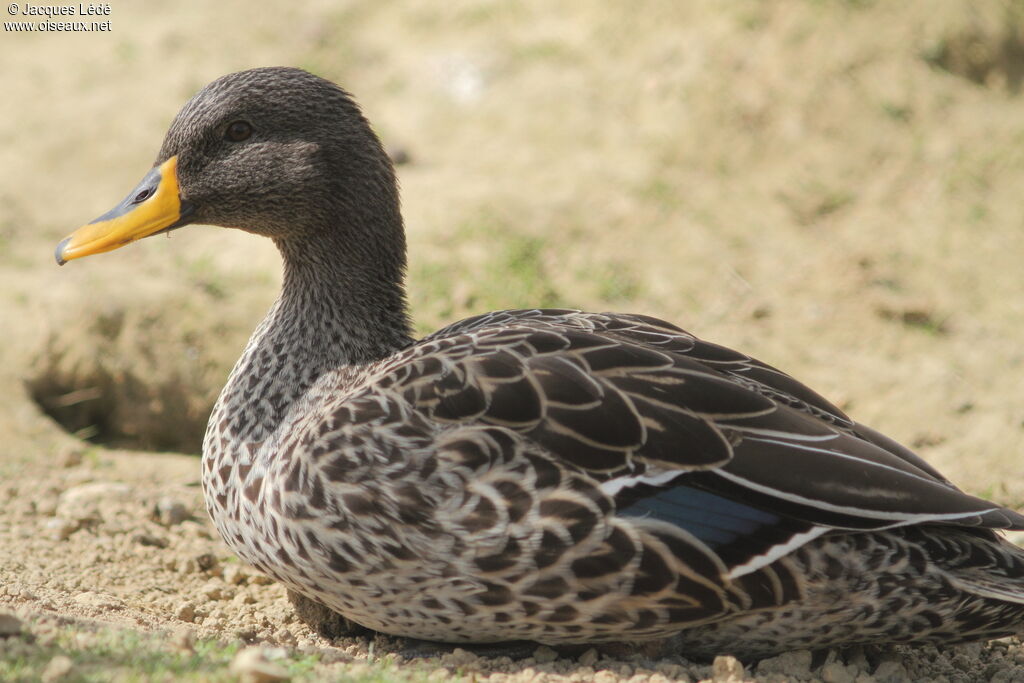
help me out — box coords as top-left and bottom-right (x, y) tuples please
(225, 120), (253, 142)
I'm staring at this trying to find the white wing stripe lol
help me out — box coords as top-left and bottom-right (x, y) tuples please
(727, 526), (830, 579)
(714, 469), (995, 523)
(600, 469), (683, 497)
(744, 435), (961, 488)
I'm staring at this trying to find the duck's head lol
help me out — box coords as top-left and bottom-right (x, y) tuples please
(56, 67), (402, 266)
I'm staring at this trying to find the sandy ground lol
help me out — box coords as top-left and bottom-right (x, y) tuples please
(3, 1), (1024, 680)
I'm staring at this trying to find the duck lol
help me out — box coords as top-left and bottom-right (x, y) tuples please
(55, 67), (1024, 660)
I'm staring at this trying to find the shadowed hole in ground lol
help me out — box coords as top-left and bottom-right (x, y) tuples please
(24, 303), (233, 455)
(924, 7), (1024, 94)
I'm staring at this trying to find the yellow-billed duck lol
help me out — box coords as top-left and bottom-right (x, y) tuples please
(55, 67), (1024, 659)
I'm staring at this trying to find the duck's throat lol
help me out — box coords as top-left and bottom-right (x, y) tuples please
(206, 231), (413, 450)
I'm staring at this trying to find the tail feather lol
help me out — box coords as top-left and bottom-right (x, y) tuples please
(938, 533), (1024, 605)
(949, 571), (1024, 605)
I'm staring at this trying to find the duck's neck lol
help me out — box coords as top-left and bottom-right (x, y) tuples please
(208, 228), (413, 448)
(276, 230), (413, 366)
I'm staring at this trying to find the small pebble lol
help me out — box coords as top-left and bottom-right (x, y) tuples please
(223, 564), (248, 585)
(132, 533), (168, 548)
(232, 591), (255, 605)
(200, 581), (224, 601)
(175, 602), (196, 623)
(275, 629), (297, 646)
(56, 446), (83, 468)
(73, 591), (123, 610)
(441, 648), (479, 669)
(45, 518), (79, 541)
(655, 662), (689, 679)
(533, 645), (559, 663)
(58, 482), (129, 511)
(578, 648), (599, 666)
(194, 553), (218, 572)
(4, 585), (38, 601)
(874, 660), (910, 683)
(712, 655), (745, 682)
(822, 661), (858, 683)
(230, 646), (290, 683)
(34, 497), (58, 516)
(757, 649), (812, 676)
(41, 654), (74, 683)
(234, 627), (258, 643)
(153, 497), (190, 526)
(0, 612), (23, 638)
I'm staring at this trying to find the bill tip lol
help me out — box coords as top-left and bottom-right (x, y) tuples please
(55, 237), (70, 266)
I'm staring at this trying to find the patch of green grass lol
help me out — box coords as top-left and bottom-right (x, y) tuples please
(412, 261), (459, 329)
(171, 252), (234, 301)
(807, 0), (876, 10)
(880, 101), (912, 123)
(82, 446), (107, 469)
(636, 177), (681, 211)
(410, 210), (565, 334)
(512, 39), (577, 65)
(496, 232), (561, 308)
(114, 40), (136, 64)
(974, 482), (1008, 503)
(779, 181), (856, 226)
(875, 306), (950, 336)
(969, 203), (989, 223)
(0, 624), (443, 682)
(453, 2), (514, 27)
(736, 6), (770, 31)
(594, 262), (643, 304)
(0, 627), (241, 682)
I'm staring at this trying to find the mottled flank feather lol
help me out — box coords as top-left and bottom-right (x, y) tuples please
(64, 67), (1024, 660)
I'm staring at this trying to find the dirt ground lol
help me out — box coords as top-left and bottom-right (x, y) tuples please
(3, 1), (1024, 681)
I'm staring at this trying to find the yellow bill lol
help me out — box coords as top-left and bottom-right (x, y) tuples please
(55, 156), (191, 265)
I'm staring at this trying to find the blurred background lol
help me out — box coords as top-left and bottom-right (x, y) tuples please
(2, 1), (1023, 504)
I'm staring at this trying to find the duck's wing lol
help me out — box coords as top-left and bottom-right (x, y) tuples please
(437, 309), (958, 485)
(368, 309), (1023, 575)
